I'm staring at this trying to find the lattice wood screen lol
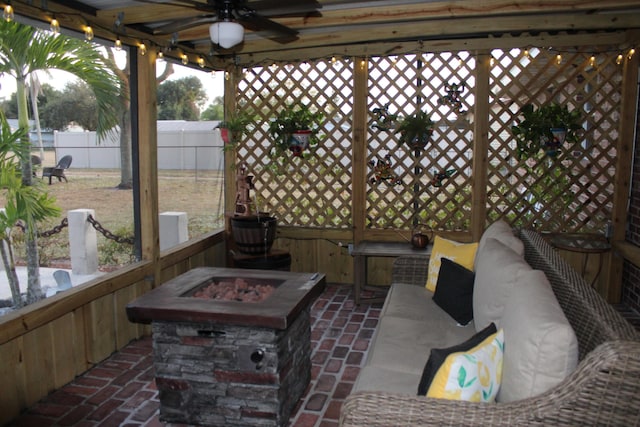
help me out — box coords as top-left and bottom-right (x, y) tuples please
(237, 59), (354, 227)
(234, 46), (621, 233)
(366, 52), (475, 232)
(487, 47), (621, 232)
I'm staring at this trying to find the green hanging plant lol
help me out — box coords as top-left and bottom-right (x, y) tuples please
(395, 110), (435, 150)
(218, 109), (255, 149)
(268, 104), (324, 158)
(511, 103), (583, 159)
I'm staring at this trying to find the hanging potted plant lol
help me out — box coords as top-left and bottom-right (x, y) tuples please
(395, 110), (435, 150)
(217, 109), (255, 149)
(268, 104), (324, 157)
(511, 103), (583, 159)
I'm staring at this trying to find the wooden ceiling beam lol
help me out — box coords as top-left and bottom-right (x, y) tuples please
(185, 11), (640, 57)
(95, 4), (201, 25)
(230, 30), (634, 67)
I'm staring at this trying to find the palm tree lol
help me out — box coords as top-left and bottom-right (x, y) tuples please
(0, 20), (123, 303)
(0, 111), (60, 308)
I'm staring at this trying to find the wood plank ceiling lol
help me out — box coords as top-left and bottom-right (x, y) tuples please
(6, 0), (640, 69)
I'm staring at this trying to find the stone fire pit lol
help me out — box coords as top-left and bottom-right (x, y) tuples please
(126, 267), (325, 427)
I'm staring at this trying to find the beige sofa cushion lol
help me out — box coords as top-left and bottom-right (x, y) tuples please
(354, 283), (477, 394)
(474, 220), (525, 270)
(473, 238), (531, 331)
(497, 269), (578, 402)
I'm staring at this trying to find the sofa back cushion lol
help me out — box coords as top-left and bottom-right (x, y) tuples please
(474, 220), (524, 270)
(473, 238), (530, 331)
(497, 269), (579, 402)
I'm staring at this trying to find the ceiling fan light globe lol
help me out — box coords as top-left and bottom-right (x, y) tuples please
(209, 21), (244, 49)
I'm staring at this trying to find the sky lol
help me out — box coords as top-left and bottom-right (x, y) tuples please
(0, 57), (226, 109)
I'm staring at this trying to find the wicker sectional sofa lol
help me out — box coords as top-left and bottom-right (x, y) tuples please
(340, 228), (640, 426)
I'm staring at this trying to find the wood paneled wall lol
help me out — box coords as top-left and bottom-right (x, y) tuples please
(0, 232), (226, 425)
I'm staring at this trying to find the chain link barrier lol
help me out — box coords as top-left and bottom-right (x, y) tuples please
(15, 216), (134, 245)
(87, 215), (134, 245)
(15, 218), (68, 237)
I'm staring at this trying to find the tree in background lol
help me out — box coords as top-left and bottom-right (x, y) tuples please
(40, 81), (99, 130)
(201, 96), (224, 120)
(157, 76), (207, 120)
(0, 20), (123, 303)
(0, 83), (59, 119)
(105, 50), (175, 189)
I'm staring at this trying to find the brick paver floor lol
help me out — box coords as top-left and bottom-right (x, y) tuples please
(7, 284), (384, 427)
(9, 283), (640, 427)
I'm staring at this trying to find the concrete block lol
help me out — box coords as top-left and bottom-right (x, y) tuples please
(159, 212), (189, 251)
(68, 209), (98, 275)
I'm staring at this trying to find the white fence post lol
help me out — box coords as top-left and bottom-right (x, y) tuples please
(68, 209), (98, 275)
(159, 212), (189, 251)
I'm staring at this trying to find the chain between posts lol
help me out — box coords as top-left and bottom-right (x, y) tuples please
(15, 218), (68, 237)
(15, 216), (134, 245)
(87, 215), (134, 245)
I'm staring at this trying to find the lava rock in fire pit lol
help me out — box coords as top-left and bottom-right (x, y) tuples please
(192, 277), (275, 302)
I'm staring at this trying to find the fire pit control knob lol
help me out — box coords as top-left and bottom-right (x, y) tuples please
(251, 349), (265, 369)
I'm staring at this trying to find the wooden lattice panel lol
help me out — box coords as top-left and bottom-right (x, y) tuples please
(233, 45), (621, 234)
(487, 47), (621, 232)
(366, 53), (475, 232)
(237, 60), (353, 227)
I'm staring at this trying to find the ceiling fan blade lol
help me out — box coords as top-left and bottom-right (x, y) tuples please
(237, 11), (299, 43)
(247, 0), (322, 17)
(134, 0), (215, 13)
(152, 14), (218, 34)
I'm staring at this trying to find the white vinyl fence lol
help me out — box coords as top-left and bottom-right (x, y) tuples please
(52, 120), (225, 170)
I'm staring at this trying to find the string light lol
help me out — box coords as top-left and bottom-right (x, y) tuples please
(3, 4), (14, 22)
(556, 53), (562, 65)
(115, 38), (122, 50)
(50, 17), (60, 34)
(331, 56), (337, 64)
(490, 56), (495, 67)
(589, 55), (596, 67)
(617, 53), (623, 65)
(360, 59), (366, 70)
(197, 56), (205, 68)
(224, 71), (230, 80)
(628, 48), (635, 60)
(157, 50), (164, 60)
(139, 43), (147, 56)
(181, 54), (188, 65)
(523, 49), (529, 58)
(84, 25), (94, 41)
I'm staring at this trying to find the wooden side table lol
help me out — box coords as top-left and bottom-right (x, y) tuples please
(351, 241), (431, 304)
(550, 233), (611, 287)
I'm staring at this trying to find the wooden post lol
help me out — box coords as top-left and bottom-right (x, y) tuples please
(471, 50), (491, 242)
(606, 46), (639, 302)
(223, 67), (239, 217)
(134, 48), (160, 285)
(352, 57), (368, 244)
(223, 67), (239, 267)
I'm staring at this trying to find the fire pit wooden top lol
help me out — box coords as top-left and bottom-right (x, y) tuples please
(126, 267), (326, 329)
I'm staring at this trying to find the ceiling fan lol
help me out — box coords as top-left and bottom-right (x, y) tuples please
(140, 0), (322, 48)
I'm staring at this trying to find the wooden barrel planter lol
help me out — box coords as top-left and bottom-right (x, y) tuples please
(230, 215), (277, 254)
(233, 250), (292, 271)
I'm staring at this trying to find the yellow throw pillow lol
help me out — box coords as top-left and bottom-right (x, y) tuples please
(427, 329), (504, 402)
(426, 236), (478, 292)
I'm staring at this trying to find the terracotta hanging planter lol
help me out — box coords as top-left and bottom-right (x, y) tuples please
(546, 127), (567, 157)
(289, 129), (312, 157)
(268, 104), (324, 158)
